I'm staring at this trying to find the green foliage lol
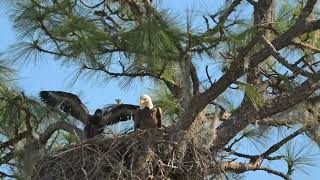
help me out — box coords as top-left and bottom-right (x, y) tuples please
(122, 10), (182, 57)
(0, 88), (49, 136)
(227, 24), (257, 55)
(283, 141), (319, 175)
(275, 1), (302, 34)
(11, 0), (109, 63)
(238, 82), (265, 110)
(2, 0), (320, 178)
(9, 0), (187, 91)
(306, 126), (320, 148)
(9, 40), (47, 65)
(62, 131), (78, 144)
(150, 83), (182, 123)
(241, 125), (270, 148)
(0, 60), (15, 88)
(277, 74), (298, 91)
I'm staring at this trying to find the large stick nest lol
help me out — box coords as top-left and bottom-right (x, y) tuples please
(33, 129), (220, 180)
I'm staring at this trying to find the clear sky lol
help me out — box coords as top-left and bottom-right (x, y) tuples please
(0, 1), (319, 179)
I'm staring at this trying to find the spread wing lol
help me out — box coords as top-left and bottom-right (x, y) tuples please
(101, 104), (139, 125)
(156, 107), (162, 128)
(39, 91), (90, 123)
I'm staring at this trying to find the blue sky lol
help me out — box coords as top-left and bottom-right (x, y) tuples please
(0, 0), (319, 179)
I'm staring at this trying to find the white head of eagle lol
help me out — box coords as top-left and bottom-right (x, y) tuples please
(140, 94), (154, 110)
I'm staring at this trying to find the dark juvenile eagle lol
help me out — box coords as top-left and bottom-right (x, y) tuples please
(39, 91), (139, 138)
(135, 94), (162, 130)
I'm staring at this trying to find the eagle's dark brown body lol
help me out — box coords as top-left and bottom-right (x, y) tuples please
(84, 124), (103, 138)
(39, 91), (139, 138)
(40, 91), (162, 137)
(134, 107), (162, 130)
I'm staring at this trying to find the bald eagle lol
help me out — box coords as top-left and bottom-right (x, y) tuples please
(39, 91), (139, 138)
(135, 94), (162, 130)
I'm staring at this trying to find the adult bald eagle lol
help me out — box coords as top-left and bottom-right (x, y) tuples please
(39, 91), (139, 138)
(135, 94), (162, 130)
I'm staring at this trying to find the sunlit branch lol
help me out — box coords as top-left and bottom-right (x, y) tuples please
(221, 161), (291, 180)
(291, 40), (320, 53)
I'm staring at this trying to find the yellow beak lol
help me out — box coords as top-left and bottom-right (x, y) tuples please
(140, 99), (145, 106)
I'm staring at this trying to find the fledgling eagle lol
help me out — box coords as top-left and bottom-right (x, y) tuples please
(39, 91), (139, 138)
(135, 94), (162, 130)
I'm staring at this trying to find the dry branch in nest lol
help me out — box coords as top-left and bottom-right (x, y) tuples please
(32, 129), (220, 180)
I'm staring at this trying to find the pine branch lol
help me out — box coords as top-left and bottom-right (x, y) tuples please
(210, 0), (242, 33)
(190, 63), (200, 95)
(0, 170), (16, 178)
(297, 0), (318, 22)
(261, 128), (304, 158)
(39, 121), (85, 145)
(79, 0), (106, 8)
(258, 80), (318, 118)
(221, 161), (291, 180)
(82, 63), (183, 100)
(246, 0), (257, 6)
(259, 35), (316, 79)
(259, 96), (320, 127)
(223, 128), (305, 171)
(38, 21), (66, 53)
(291, 40), (320, 53)
(192, 0), (242, 53)
(0, 151), (18, 165)
(214, 79), (318, 148)
(227, 133), (246, 149)
(172, 0), (320, 133)
(0, 131), (29, 149)
(205, 65), (214, 86)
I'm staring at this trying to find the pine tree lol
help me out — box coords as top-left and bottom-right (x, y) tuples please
(0, 0), (320, 179)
